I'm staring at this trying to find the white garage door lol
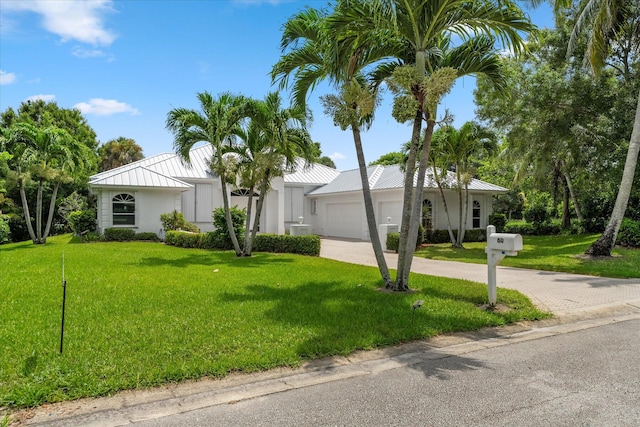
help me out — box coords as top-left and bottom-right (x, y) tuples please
(326, 203), (363, 239)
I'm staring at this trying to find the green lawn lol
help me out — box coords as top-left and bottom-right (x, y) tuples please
(415, 234), (640, 278)
(0, 234), (547, 409)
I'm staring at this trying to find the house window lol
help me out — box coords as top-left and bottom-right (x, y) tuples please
(422, 199), (433, 230)
(112, 193), (135, 226)
(311, 199), (317, 215)
(473, 200), (481, 228)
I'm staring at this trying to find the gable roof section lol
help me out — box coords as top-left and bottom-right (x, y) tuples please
(284, 158), (341, 185)
(89, 165), (193, 189)
(308, 164), (507, 195)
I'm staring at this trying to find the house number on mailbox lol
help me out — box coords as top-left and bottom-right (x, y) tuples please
(497, 237), (504, 243)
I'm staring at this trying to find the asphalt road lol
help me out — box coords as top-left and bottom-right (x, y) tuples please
(133, 318), (640, 427)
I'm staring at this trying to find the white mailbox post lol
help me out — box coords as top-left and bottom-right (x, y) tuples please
(485, 225), (523, 306)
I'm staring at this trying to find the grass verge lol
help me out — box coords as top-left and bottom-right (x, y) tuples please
(1, 234), (548, 409)
(415, 234), (639, 278)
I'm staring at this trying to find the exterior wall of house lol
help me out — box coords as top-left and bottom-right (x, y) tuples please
(307, 190), (496, 241)
(93, 187), (183, 235)
(284, 184), (322, 232)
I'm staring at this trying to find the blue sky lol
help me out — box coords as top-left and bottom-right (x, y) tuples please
(0, 0), (553, 171)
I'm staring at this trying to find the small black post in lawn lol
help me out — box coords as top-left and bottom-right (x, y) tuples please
(60, 252), (67, 354)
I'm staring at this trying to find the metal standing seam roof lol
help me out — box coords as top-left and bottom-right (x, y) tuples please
(284, 158), (341, 185)
(308, 164), (507, 195)
(88, 166), (193, 189)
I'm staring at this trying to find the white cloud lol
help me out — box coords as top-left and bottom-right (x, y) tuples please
(2, 0), (116, 45)
(329, 152), (347, 160)
(25, 94), (56, 103)
(0, 70), (17, 85)
(72, 46), (105, 58)
(74, 98), (139, 116)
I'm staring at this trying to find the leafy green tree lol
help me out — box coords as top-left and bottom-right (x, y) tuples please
(166, 92), (252, 256)
(369, 152), (404, 166)
(530, 0), (640, 255)
(5, 123), (92, 244)
(311, 142), (336, 169)
(97, 137), (144, 172)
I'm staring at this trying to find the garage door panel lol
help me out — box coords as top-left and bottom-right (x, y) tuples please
(326, 203), (362, 239)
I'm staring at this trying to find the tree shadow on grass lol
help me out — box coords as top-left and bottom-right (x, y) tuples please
(220, 280), (509, 365)
(135, 251), (295, 269)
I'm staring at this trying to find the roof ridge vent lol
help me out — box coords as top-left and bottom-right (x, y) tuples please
(369, 165), (384, 188)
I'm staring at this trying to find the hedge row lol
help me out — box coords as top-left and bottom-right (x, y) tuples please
(385, 229), (487, 251)
(165, 230), (321, 256)
(100, 228), (160, 242)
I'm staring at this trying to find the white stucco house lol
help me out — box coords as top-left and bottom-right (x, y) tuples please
(88, 144), (507, 241)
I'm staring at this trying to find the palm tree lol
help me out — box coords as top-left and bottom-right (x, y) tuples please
(235, 92), (314, 256)
(331, 0), (533, 289)
(7, 122), (90, 244)
(166, 92), (252, 256)
(272, 5), (396, 288)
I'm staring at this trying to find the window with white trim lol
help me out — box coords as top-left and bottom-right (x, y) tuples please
(311, 199), (317, 215)
(112, 193), (135, 226)
(472, 200), (481, 228)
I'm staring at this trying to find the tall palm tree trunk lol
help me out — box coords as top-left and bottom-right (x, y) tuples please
(402, 118), (436, 284)
(563, 171), (583, 221)
(220, 175), (243, 256)
(454, 170), (464, 248)
(396, 111), (423, 290)
(42, 182), (60, 243)
(35, 179), (44, 243)
(352, 127), (393, 288)
(19, 183), (37, 243)
(249, 172), (271, 256)
(586, 91), (640, 256)
(434, 174), (456, 245)
(243, 188), (255, 256)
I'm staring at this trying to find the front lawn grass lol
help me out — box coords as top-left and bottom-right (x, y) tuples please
(0, 235), (548, 409)
(415, 234), (639, 278)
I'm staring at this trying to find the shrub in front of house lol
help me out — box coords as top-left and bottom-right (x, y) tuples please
(164, 230), (201, 248)
(504, 219), (561, 236)
(253, 234), (321, 256)
(160, 210), (200, 233)
(68, 210), (97, 236)
(616, 218), (640, 248)
(211, 206), (246, 249)
(103, 228), (136, 241)
(386, 232), (400, 251)
(488, 213), (507, 232)
(135, 232), (161, 242)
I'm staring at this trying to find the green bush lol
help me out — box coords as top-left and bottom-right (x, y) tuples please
(135, 232), (160, 242)
(253, 234), (321, 256)
(68, 210), (97, 236)
(488, 213), (507, 232)
(199, 231), (230, 250)
(617, 218), (640, 248)
(83, 232), (103, 242)
(103, 228), (136, 242)
(504, 220), (561, 236)
(164, 230), (201, 248)
(524, 204), (550, 224)
(0, 215), (10, 244)
(212, 206), (245, 248)
(160, 210), (199, 233)
(386, 232), (399, 251)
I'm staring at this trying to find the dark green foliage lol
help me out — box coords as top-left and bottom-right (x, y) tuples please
(135, 232), (160, 242)
(67, 210), (97, 235)
(524, 204), (550, 224)
(212, 206), (245, 248)
(83, 232), (103, 242)
(199, 231), (232, 250)
(580, 194), (614, 232)
(422, 229), (486, 244)
(103, 228), (136, 242)
(8, 216), (29, 243)
(504, 220), (562, 236)
(616, 219), (640, 248)
(253, 234), (321, 256)
(0, 215), (9, 244)
(488, 213), (507, 232)
(386, 232), (400, 251)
